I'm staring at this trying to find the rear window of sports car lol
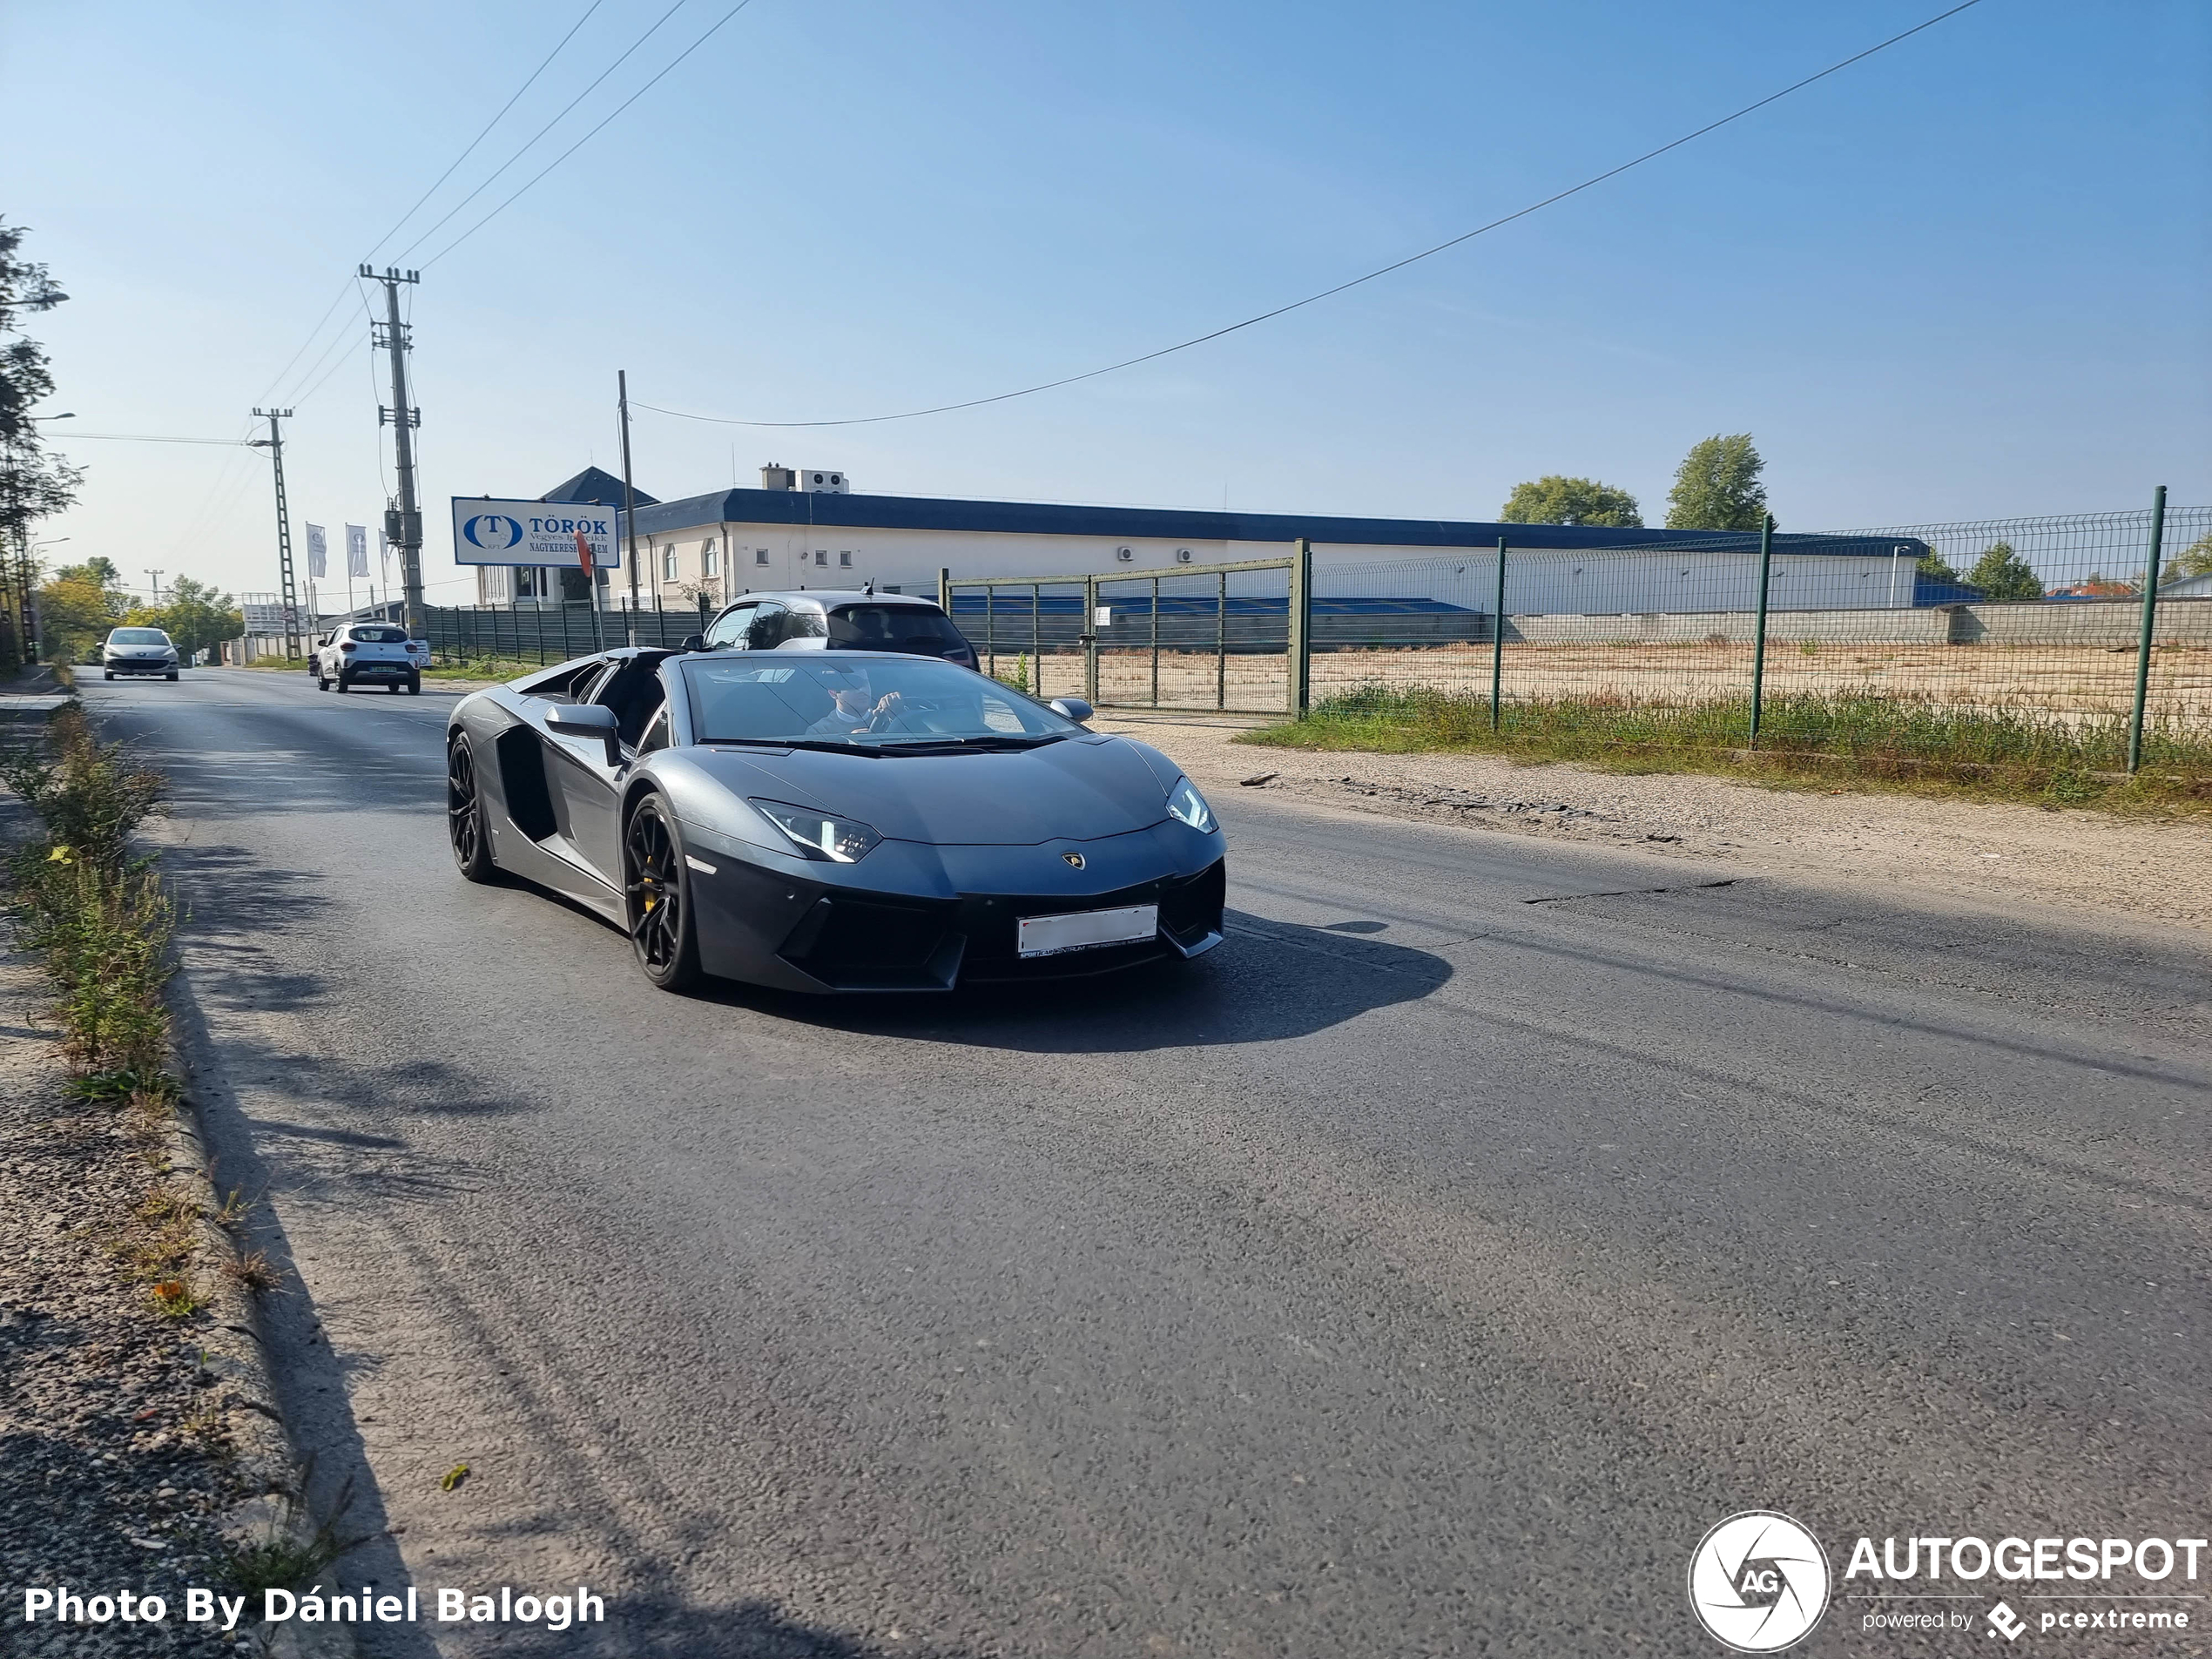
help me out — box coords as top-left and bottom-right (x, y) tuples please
(681, 656), (1075, 746)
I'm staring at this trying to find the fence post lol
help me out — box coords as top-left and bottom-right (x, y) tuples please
(2127, 483), (2168, 774)
(1149, 576), (1161, 708)
(985, 584), (996, 680)
(1031, 582), (1042, 698)
(937, 566), (951, 614)
(1490, 537), (1507, 730)
(1216, 570), (1227, 711)
(1083, 575), (1099, 704)
(1288, 537), (1312, 717)
(1748, 514), (1775, 747)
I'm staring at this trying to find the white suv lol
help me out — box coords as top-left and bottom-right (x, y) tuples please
(103, 627), (179, 680)
(315, 623), (422, 695)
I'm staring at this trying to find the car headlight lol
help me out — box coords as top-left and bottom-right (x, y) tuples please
(1165, 777), (1216, 833)
(750, 799), (881, 863)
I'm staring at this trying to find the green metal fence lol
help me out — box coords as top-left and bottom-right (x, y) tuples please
(416, 496), (2208, 773)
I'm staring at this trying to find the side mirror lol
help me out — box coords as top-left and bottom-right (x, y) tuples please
(679, 634), (705, 652)
(1049, 698), (1094, 725)
(547, 702), (622, 765)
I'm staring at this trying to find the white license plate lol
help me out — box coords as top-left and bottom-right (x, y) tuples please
(1017, 904), (1159, 958)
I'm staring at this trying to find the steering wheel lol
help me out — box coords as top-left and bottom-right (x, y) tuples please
(863, 701), (898, 733)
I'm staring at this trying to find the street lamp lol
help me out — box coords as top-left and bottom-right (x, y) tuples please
(32, 412), (75, 421)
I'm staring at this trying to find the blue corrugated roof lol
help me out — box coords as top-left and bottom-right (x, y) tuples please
(623, 485), (1924, 561)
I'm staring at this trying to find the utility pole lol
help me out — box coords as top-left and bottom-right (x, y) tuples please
(361, 266), (424, 637)
(617, 370), (642, 646)
(145, 570), (165, 607)
(249, 408), (301, 658)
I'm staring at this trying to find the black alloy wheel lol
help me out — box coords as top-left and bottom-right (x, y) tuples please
(624, 795), (701, 992)
(446, 735), (499, 884)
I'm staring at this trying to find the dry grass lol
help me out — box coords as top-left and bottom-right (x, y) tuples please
(1241, 685), (2212, 814)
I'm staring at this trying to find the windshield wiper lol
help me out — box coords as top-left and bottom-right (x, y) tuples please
(699, 738), (883, 757)
(872, 733), (1067, 754)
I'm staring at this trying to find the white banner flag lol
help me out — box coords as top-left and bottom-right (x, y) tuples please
(345, 523), (369, 578)
(377, 527), (391, 583)
(305, 523), (327, 579)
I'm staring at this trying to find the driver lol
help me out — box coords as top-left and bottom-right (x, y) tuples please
(806, 665), (904, 736)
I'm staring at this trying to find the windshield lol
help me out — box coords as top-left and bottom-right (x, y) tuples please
(111, 629), (171, 645)
(826, 604), (968, 655)
(682, 655), (1076, 747)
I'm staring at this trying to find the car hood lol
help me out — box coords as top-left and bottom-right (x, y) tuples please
(680, 736), (1177, 846)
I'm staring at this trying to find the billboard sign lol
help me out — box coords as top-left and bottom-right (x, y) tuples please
(450, 497), (622, 568)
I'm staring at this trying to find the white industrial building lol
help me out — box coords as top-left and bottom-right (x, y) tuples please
(470, 466), (1939, 617)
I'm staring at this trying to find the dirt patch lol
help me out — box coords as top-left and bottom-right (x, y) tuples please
(1095, 710), (2212, 932)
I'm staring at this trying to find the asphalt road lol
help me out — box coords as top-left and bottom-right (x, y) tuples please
(81, 666), (2212, 1658)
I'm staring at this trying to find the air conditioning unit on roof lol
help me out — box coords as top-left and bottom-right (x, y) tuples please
(799, 469), (848, 494)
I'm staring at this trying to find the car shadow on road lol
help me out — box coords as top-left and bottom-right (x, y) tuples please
(709, 907), (1453, 1052)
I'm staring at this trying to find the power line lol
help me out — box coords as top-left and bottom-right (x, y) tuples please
(633, 0), (1989, 430)
(421, 0), (762, 269)
(256, 0), (617, 406)
(395, 0), (695, 264)
(362, 0), (610, 265)
(55, 433), (260, 445)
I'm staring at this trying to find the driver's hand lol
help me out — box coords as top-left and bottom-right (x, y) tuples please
(872, 692), (905, 718)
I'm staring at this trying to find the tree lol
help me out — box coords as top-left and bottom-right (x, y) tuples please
(1915, 550), (1962, 585)
(36, 574), (124, 663)
(56, 555), (121, 590)
(1964, 540), (2042, 602)
(2, 221), (81, 671)
(1664, 434), (1769, 530)
(1498, 475), (1642, 529)
(2177, 531), (2212, 580)
(129, 575), (243, 661)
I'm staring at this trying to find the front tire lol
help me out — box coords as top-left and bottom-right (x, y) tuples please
(104, 670), (114, 680)
(624, 795), (702, 992)
(446, 735), (500, 884)
(165, 671), (178, 682)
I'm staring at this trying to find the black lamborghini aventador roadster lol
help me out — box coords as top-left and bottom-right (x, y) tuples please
(444, 647), (1226, 993)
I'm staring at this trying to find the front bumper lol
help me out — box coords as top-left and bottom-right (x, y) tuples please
(685, 822), (1226, 993)
(105, 658), (176, 675)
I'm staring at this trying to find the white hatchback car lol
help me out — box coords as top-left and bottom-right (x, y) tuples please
(314, 622), (422, 694)
(103, 626), (180, 680)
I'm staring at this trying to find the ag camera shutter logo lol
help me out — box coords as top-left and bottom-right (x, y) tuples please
(1688, 1511), (1831, 1652)
(462, 513), (525, 552)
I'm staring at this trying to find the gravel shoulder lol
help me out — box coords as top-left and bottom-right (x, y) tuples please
(1095, 709), (2212, 933)
(0, 933), (260, 1655)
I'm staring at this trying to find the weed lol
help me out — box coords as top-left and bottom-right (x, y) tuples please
(150, 1275), (204, 1319)
(213, 1189), (253, 1230)
(996, 654), (1031, 694)
(219, 1250), (283, 1293)
(216, 1467), (364, 1598)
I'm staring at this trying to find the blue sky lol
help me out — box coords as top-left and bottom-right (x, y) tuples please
(10, 0), (2208, 602)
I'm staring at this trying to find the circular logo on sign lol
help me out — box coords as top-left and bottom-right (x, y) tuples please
(462, 513), (524, 551)
(1687, 1512), (1830, 1652)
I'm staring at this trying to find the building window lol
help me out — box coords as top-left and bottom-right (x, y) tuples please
(839, 551), (853, 569)
(660, 545), (677, 582)
(754, 548), (768, 566)
(814, 549), (827, 567)
(703, 542), (720, 577)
